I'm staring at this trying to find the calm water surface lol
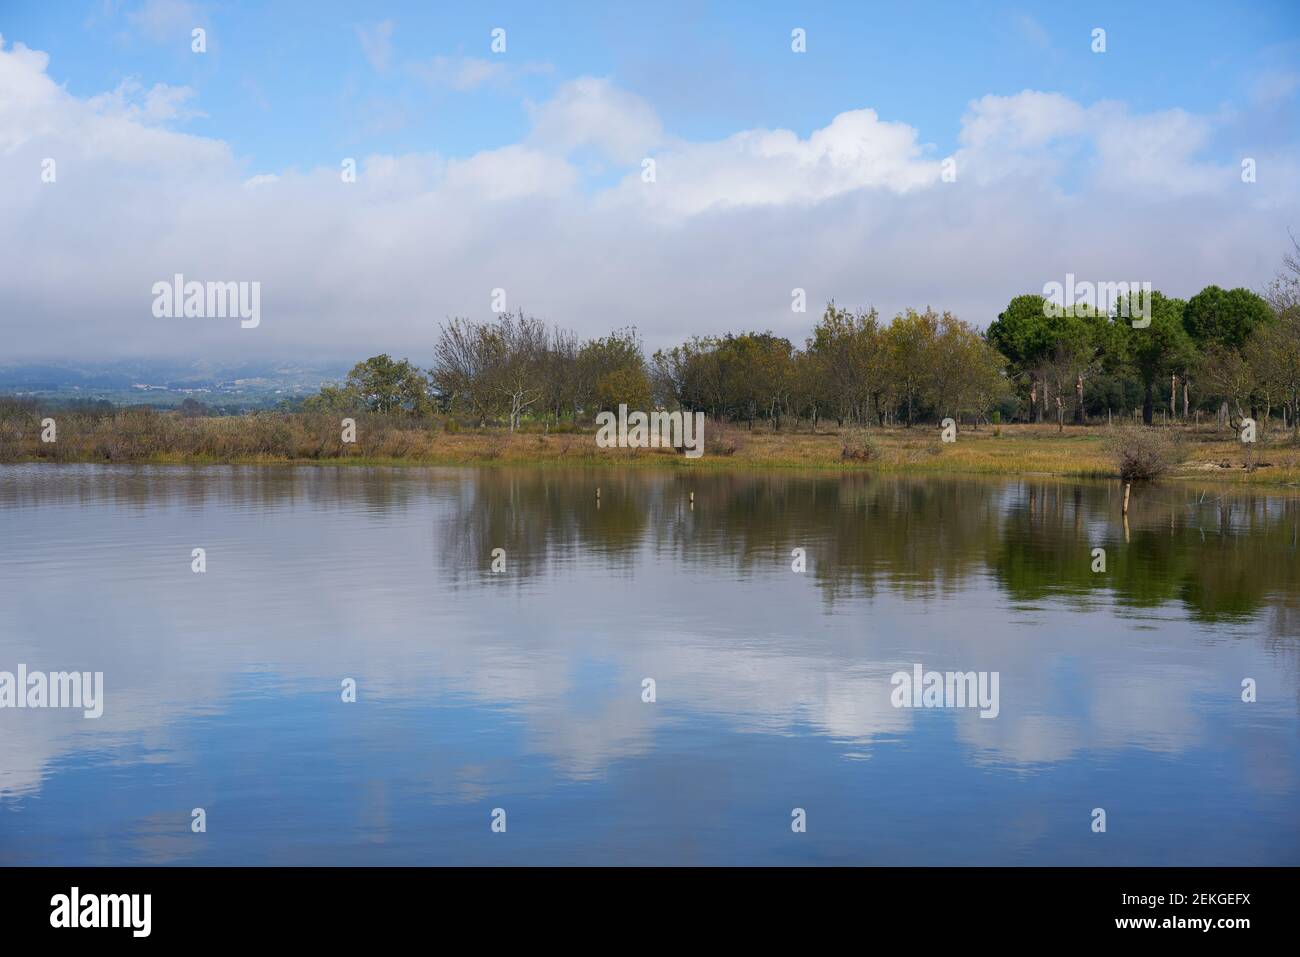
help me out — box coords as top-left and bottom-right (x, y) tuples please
(1, 464), (1297, 865)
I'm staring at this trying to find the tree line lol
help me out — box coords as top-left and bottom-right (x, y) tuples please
(307, 239), (1300, 434)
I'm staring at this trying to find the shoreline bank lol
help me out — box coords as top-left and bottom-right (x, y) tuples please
(4, 422), (1298, 487)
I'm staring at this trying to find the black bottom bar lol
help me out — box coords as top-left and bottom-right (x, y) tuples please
(0, 866), (1284, 942)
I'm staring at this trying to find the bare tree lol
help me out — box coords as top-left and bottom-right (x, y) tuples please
(543, 326), (580, 423)
(431, 317), (498, 425)
(487, 311), (549, 432)
(1264, 230), (1300, 313)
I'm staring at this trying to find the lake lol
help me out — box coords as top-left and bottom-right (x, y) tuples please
(1, 464), (1297, 865)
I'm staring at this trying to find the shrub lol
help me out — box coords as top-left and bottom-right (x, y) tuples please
(1106, 427), (1184, 480)
(482, 433), (508, 459)
(840, 430), (879, 462)
(703, 419), (745, 457)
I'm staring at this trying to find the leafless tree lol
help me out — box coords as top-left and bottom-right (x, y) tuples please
(431, 317), (498, 425)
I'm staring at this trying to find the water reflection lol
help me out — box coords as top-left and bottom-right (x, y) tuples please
(0, 465), (1296, 864)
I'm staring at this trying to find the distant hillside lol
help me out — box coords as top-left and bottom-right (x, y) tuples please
(0, 359), (352, 408)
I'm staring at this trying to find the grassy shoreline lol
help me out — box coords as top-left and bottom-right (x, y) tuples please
(5, 417), (1299, 487)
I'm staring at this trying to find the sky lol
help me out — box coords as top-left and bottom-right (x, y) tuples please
(1, 0), (1298, 362)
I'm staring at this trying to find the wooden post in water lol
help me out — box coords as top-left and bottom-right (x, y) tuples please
(1122, 482), (1131, 516)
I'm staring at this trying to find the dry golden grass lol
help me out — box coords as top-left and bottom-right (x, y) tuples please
(3, 411), (1298, 487)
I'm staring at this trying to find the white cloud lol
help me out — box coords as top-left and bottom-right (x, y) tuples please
(526, 77), (664, 164)
(1090, 104), (1224, 194)
(444, 145), (577, 200)
(0, 37), (1295, 364)
(612, 106), (939, 216)
(1250, 68), (1300, 106)
(0, 37), (224, 167)
(0, 38), (57, 152)
(959, 91), (1087, 152)
(954, 91), (1230, 195)
(409, 56), (552, 92)
(355, 19), (394, 73)
(1015, 15), (1053, 53)
(86, 80), (202, 125)
(125, 0), (206, 43)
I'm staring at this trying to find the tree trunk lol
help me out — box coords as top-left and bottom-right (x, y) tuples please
(1142, 380), (1154, 425)
(1074, 373), (1085, 424)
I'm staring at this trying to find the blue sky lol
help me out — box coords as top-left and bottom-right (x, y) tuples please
(10, 1), (1298, 176)
(1, 1), (1298, 359)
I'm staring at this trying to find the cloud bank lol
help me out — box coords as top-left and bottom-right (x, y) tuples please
(1, 35), (1296, 362)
